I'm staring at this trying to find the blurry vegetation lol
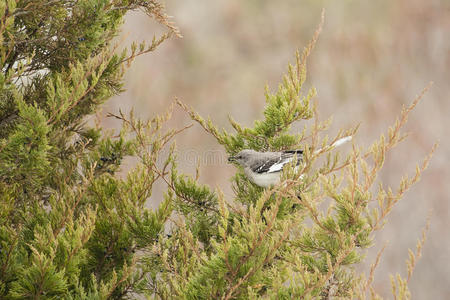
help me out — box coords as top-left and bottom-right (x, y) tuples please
(0, 1), (436, 299)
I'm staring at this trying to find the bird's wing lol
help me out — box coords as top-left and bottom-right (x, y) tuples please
(251, 151), (303, 174)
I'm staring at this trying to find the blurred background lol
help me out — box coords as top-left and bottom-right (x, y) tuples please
(101, 0), (449, 298)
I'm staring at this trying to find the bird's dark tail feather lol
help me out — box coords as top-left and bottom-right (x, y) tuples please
(284, 150), (304, 154)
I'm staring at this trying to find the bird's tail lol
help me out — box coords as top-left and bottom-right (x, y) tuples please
(314, 136), (352, 154)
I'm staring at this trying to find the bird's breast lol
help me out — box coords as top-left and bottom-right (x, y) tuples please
(244, 168), (281, 187)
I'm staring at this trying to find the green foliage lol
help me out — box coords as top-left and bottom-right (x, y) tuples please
(0, 98), (50, 189)
(0, 0), (181, 298)
(0, 2), (434, 300)
(173, 14), (435, 300)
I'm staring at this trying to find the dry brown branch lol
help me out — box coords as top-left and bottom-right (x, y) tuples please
(364, 243), (388, 293)
(406, 213), (431, 282)
(372, 143), (437, 231)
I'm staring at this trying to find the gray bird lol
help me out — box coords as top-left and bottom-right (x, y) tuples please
(228, 136), (352, 187)
(228, 149), (303, 187)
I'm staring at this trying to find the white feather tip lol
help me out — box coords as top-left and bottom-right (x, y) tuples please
(332, 136), (352, 148)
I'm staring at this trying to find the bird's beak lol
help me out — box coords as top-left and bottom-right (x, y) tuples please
(228, 156), (236, 163)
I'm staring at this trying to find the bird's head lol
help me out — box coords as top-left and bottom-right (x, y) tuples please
(228, 149), (257, 167)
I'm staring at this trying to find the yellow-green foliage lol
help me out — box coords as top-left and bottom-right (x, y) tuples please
(171, 13), (435, 299)
(0, 3), (434, 299)
(0, 1), (180, 298)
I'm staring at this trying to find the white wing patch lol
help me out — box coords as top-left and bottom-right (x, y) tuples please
(267, 157), (292, 173)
